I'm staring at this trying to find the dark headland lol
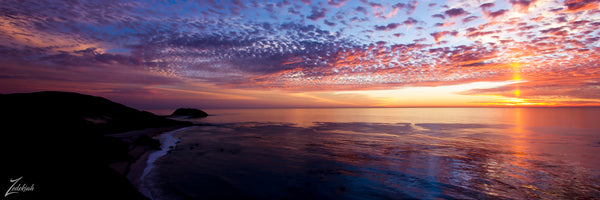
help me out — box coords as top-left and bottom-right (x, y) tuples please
(0, 91), (200, 199)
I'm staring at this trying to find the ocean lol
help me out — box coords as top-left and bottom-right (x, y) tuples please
(143, 108), (600, 199)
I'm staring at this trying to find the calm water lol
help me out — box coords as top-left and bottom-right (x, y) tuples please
(143, 108), (600, 199)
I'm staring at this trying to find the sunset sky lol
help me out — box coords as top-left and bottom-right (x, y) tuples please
(1, 0), (599, 109)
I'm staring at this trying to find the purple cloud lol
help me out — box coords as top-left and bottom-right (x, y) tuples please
(374, 23), (400, 31)
(564, 0), (599, 12)
(301, 0), (312, 5)
(391, 1), (418, 15)
(444, 8), (469, 17)
(430, 31), (458, 43)
(480, 3), (495, 9)
(462, 16), (478, 23)
(487, 9), (508, 18)
(432, 14), (446, 20)
(355, 6), (368, 15)
(306, 6), (327, 21)
(402, 17), (420, 26)
(328, 0), (351, 7)
(324, 20), (336, 26)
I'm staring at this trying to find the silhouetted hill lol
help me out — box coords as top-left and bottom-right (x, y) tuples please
(0, 91), (193, 199)
(1, 91), (189, 134)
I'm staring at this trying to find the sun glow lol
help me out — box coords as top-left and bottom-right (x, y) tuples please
(334, 81), (521, 107)
(512, 62), (523, 101)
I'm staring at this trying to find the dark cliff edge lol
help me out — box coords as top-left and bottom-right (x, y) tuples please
(0, 91), (193, 199)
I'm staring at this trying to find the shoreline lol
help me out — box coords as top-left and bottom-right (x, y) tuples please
(106, 125), (194, 198)
(137, 126), (193, 198)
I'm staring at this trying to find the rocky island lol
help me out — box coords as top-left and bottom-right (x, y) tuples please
(170, 108), (209, 118)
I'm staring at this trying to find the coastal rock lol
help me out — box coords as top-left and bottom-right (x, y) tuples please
(170, 108), (208, 118)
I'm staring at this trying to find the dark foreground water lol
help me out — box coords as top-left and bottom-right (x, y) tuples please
(143, 108), (600, 199)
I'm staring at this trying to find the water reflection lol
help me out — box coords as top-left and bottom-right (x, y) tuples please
(145, 116), (600, 199)
(196, 108), (600, 129)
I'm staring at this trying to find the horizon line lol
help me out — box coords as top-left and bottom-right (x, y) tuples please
(146, 105), (600, 110)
